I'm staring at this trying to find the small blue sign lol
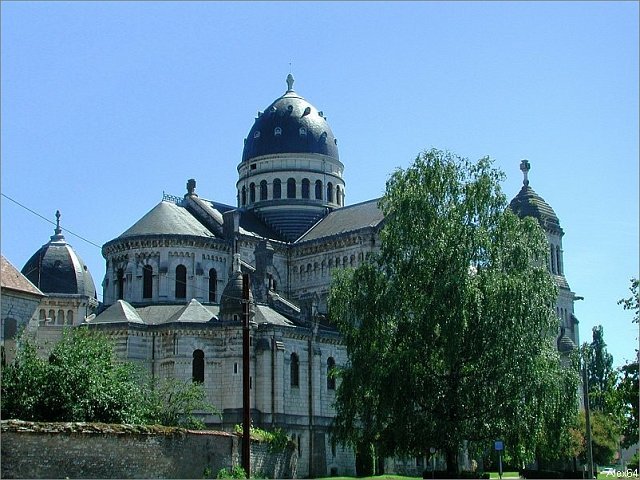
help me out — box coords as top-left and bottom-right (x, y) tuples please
(494, 441), (504, 451)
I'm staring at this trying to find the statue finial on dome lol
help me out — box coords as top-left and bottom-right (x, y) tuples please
(286, 73), (295, 92)
(520, 159), (531, 186)
(51, 210), (65, 241)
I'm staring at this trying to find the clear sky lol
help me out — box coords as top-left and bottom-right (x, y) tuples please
(2, 1), (638, 368)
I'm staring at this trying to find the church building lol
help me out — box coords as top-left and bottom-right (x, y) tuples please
(11, 75), (580, 477)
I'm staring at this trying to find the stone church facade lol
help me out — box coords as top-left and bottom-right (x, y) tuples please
(9, 75), (580, 477)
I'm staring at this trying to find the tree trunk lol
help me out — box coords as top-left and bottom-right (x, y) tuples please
(445, 445), (458, 475)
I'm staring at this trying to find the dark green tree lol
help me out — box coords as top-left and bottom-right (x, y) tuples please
(329, 149), (579, 473)
(1, 328), (216, 427)
(585, 325), (619, 415)
(617, 277), (639, 449)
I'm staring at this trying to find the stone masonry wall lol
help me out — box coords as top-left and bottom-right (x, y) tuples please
(1, 420), (297, 479)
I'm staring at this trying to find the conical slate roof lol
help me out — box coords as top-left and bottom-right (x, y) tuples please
(117, 200), (215, 239)
(21, 211), (96, 298)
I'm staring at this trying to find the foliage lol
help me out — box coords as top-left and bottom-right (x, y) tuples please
(584, 326), (620, 416)
(617, 359), (639, 449)
(617, 278), (639, 324)
(574, 410), (620, 466)
(234, 424), (290, 453)
(328, 149), (579, 473)
(1, 327), (217, 428)
(216, 466), (247, 479)
(146, 377), (218, 429)
(1, 328), (149, 423)
(616, 277), (640, 449)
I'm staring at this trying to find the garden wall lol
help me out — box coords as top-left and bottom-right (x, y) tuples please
(1, 420), (297, 479)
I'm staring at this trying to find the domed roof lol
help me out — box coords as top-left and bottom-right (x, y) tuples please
(557, 327), (575, 353)
(242, 75), (339, 162)
(21, 211), (97, 299)
(219, 256), (254, 319)
(509, 160), (562, 234)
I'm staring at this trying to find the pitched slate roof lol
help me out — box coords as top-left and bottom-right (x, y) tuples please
(1, 255), (44, 297)
(166, 298), (218, 323)
(91, 300), (145, 324)
(117, 201), (216, 239)
(296, 198), (384, 242)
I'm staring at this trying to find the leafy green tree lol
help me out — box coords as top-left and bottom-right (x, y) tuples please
(1, 328), (149, 423)
(617, 277), (639, 449)
(585, 326), (620, 415)
(573, 410), (620, 466)
(145, 377), (218, 429)
(1, 328), (217, 427)
(329, 149), (579, 473)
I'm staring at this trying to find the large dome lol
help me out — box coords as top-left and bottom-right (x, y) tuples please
(21, 211), (97, 299)
(242, 75), (339, 163)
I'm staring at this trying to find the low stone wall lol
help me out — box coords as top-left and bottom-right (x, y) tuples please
(1, 420), (297, 479)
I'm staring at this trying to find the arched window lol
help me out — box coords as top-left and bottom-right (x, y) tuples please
(327, 182), (334, 203)
(57, 309), (64, 325)
(192, 349), (204, 383)
(315, 180), (322, 200)
(274, 127), (282, 136)
(290, 353), (300, 387)
(175, 265), (187, 299)
(327, 357), (336, 390)
(241, 186), (247, 206)
(556, 245), (562, 275)
(299, 127), (307, 136)
(39, 309), (46, 322)
(3, 318), (17, 340)
(117, 268), (124, 300)
(273, 179), (281, 199)
(301, 179), (310, 199)
(67, 310), (74, 325)
(550, 245), (556, 274)
(209, 268), (217, 302)
(49, 309), (56, 323)
(287, 178), (296, 199)
(260, 180), (268, 201)
(143, 264), (153, 299)
(249, 182), (256, 203)
(336, 185), (342, 206)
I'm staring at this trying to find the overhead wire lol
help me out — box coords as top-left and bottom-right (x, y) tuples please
(1, 192), (268, 306)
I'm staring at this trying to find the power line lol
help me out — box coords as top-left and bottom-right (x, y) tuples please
(2, 193), (104, 249)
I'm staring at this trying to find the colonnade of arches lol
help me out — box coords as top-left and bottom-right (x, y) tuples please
(241, 178), (344, 207)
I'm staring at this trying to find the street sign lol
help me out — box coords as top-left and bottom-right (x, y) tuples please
(494, 440), (504, 451)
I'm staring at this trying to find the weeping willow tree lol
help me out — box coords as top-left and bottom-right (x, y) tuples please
(329, 149), (579, 473)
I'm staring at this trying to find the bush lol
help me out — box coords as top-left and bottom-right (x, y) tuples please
(216, 466), (247, 479)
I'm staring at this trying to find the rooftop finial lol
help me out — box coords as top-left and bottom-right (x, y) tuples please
(286, 73), (295, 92)
(520, 159), (531, 186)
(50, 210), (65, 242)
(54, 210), (62, 235)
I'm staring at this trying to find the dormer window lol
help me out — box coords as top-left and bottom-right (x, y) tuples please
(299, 127), (307, 136)
(254, 131), (261, 138)
(274, 127), (282, 136)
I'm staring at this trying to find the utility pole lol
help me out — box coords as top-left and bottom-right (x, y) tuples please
(242, 273), (251, 477)
(582, 350), (594, 479)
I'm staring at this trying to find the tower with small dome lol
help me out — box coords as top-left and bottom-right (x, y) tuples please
(238, 74), (346, 241)
(509, 160), (580, 350)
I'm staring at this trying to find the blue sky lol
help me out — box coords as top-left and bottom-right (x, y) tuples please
(2, 1), (638, 368)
